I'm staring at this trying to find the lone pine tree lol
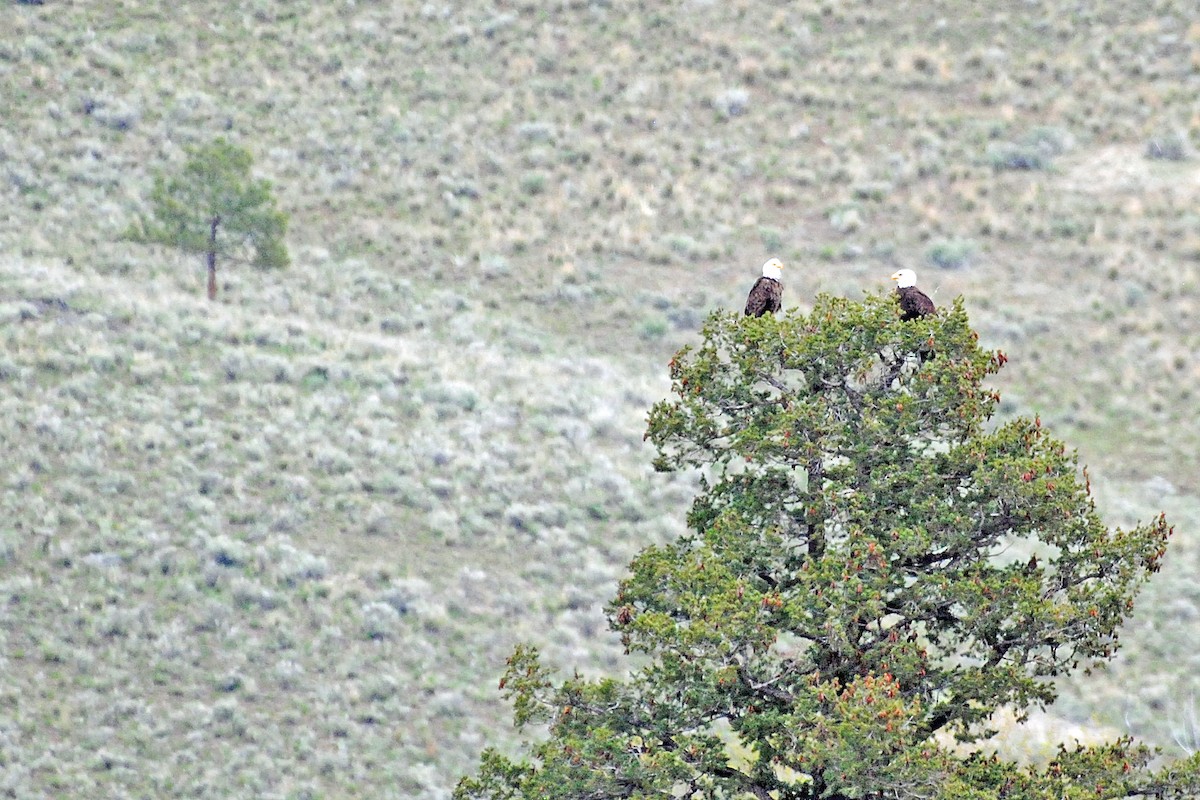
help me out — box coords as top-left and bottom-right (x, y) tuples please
(130, 138), (288, 300)
(457, 293), (1200, 800)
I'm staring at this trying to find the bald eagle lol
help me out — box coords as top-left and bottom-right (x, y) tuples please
(890, 269), (935, 320)
(744, 258), (784, 317)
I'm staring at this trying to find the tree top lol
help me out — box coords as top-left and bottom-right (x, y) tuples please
(458, 293), (1197, 800)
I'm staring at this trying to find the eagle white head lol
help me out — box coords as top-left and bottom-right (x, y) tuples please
(890, 268), (918, 288)
(762, 257), (784, 281)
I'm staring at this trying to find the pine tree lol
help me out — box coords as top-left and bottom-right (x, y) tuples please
(457, 293), (1200, 799)
(129, 138), (288, 300)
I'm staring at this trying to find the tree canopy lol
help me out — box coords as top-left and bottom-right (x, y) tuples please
(456, 293), (1199, 800)
(129, 138), (288, 299)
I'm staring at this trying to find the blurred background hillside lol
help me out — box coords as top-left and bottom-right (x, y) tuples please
(1, 1), (1198, 797)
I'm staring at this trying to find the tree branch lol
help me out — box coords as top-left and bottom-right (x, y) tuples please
(806, 457), (825, 559)
(736, 662), (797, 705)
(756, 371), (790, 395)
(707, 763), (774, 800)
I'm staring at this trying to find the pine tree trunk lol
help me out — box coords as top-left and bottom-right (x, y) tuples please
(206, 216), (220, 300)
(806, 457), (825, 558)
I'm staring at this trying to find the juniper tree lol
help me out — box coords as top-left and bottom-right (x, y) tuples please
(129, 138), (288, 300)
(457, 293), (1200, 800)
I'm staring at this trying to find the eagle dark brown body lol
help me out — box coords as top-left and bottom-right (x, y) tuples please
(744, 276), (783, 317)
(896, 285), (935, 321)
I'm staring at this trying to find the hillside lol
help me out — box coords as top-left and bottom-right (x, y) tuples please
(1, 1), (1199, 797)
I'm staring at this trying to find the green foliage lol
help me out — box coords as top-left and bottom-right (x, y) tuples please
(459, 295), (1200, 799)
(129, 138), (288, 296)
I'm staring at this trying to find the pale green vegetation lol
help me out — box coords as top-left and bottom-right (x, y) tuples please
(0, 1), (1198, 798)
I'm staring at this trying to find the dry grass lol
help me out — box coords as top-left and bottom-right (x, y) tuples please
(1, 0), (1199, 795)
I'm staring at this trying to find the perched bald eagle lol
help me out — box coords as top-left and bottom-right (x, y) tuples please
(890, 269), (935, 320)
(744, 258), (784, 317)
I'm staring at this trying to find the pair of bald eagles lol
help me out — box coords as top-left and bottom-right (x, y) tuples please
(743, 258), (935, 321)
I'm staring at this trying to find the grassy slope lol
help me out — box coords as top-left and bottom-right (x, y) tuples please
(1, 1), (1198, 796)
